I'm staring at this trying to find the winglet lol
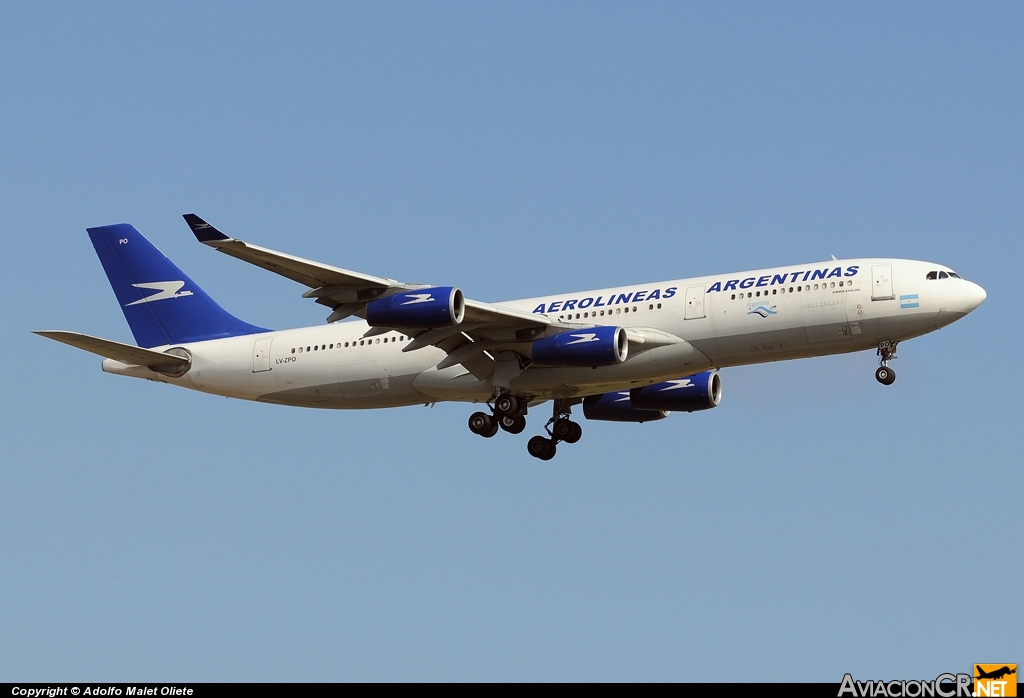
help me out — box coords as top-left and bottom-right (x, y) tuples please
(183, 213), (230, 243)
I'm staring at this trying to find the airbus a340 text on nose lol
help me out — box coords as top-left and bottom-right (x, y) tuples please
(37, 216), (986, 460)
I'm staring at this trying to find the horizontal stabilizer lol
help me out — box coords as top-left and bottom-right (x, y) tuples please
(33, 331), (191, 372)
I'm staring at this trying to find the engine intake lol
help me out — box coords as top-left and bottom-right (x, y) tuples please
(582, 391), (668, 423)
(630, 370), (722, 412)
(531, 326), (627, 367)
(366, 287), (465, 328)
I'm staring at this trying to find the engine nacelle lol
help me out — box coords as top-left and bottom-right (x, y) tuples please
(629, 370), (722, 412)
(531, 326), (628, 367)
(582, 391), (668, 423)
(366, 287), (465, 328)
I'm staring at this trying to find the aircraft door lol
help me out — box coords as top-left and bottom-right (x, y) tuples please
(871, 265), (894, 301)
(252, 337), (273, 373)
(684, 285), (706, 320)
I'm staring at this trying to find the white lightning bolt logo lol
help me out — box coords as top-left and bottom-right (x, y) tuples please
(657, 379), (694, 392)
(566, 333), (600, 345)
(400, 293), (436, 305)
(125, 281), (193, 306)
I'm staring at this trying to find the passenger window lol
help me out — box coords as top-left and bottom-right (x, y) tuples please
(830, 282), (835, 288)
(939, 271), (949, 279)
(624, 307), (629, 313)
(657, 303), (662, 309)
(731, 294), (736, 300)
(772, 289), (777, 295)
(926, 271), (938, 280)
(291, 348), (295, 354)
(648, 304), (653, 310)
(632, 306), (637, 312)
(616, 308), (621, 314)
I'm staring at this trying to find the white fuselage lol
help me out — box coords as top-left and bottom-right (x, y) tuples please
(102, 258), (986, 408)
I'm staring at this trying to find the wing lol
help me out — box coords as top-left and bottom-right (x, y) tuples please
(184, 214), (556, 379)
(34, 331), (191, 373)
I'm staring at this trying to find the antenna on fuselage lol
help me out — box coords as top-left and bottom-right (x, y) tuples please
(831, 254), (838, 261)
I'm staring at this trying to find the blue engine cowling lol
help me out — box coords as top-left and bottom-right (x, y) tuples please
(582, 391), (668, 423)
(531, 326), (628, 367)
(365, 287), (465, 328)
(629, 370), (722, 412)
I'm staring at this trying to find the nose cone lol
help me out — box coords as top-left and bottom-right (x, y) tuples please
(963, 281), (987, 313)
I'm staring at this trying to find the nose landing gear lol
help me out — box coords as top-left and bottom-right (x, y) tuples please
(875, 340), (898, 385)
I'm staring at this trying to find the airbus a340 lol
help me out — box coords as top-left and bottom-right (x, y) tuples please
(37, 216), (986, 459)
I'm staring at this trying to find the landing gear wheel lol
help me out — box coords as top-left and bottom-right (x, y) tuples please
(552, 419), (582, 444)
(528, 435), (557, 460)
(499, 415), (527, 434)
(875, 366), (896, 385)
(469, 411), (498, 437)
(494, 394), (523, 417)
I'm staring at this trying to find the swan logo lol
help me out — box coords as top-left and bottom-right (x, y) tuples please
(125, 281), (193, 306)
(747, 304), (778, 318)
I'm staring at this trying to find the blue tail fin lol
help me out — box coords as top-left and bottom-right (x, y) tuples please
(87, 223), (269, 348)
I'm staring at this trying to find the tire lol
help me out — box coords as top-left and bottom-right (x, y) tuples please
(553, 419), (574, 441)
(495, 394), (519, 417)
(875, 367), (896, 385)
(565, 421), (583, 444)
(528, 435), (553, 459)
(468, 411), (494, 436)
(500, 415), (527, 434)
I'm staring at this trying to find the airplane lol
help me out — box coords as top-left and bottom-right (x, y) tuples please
(35, 215), (987, 460)
(976, 666), (1016, 681)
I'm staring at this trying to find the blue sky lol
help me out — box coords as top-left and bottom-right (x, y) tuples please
(1, 2), (1020, 681)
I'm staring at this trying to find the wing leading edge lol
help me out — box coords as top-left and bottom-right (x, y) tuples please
(183, 214), (558, 379)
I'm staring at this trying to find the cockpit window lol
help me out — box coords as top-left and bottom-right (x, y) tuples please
(938, 271), (948, 279)
(948, 272), (962, 279)
(926, 271), (938, 280)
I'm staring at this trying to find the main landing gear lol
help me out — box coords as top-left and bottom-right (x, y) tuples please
(468, 393), (528, 438)
(527, 399), (582, 461)
(875, 340), (898, 385)
(467, 395), (582, 461)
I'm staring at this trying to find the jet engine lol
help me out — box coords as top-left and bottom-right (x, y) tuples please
(629, 370), (722, 412)
(366, 287), (465, 328)
(531, 326), (628, 367)
(582, 391), (668, 423)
